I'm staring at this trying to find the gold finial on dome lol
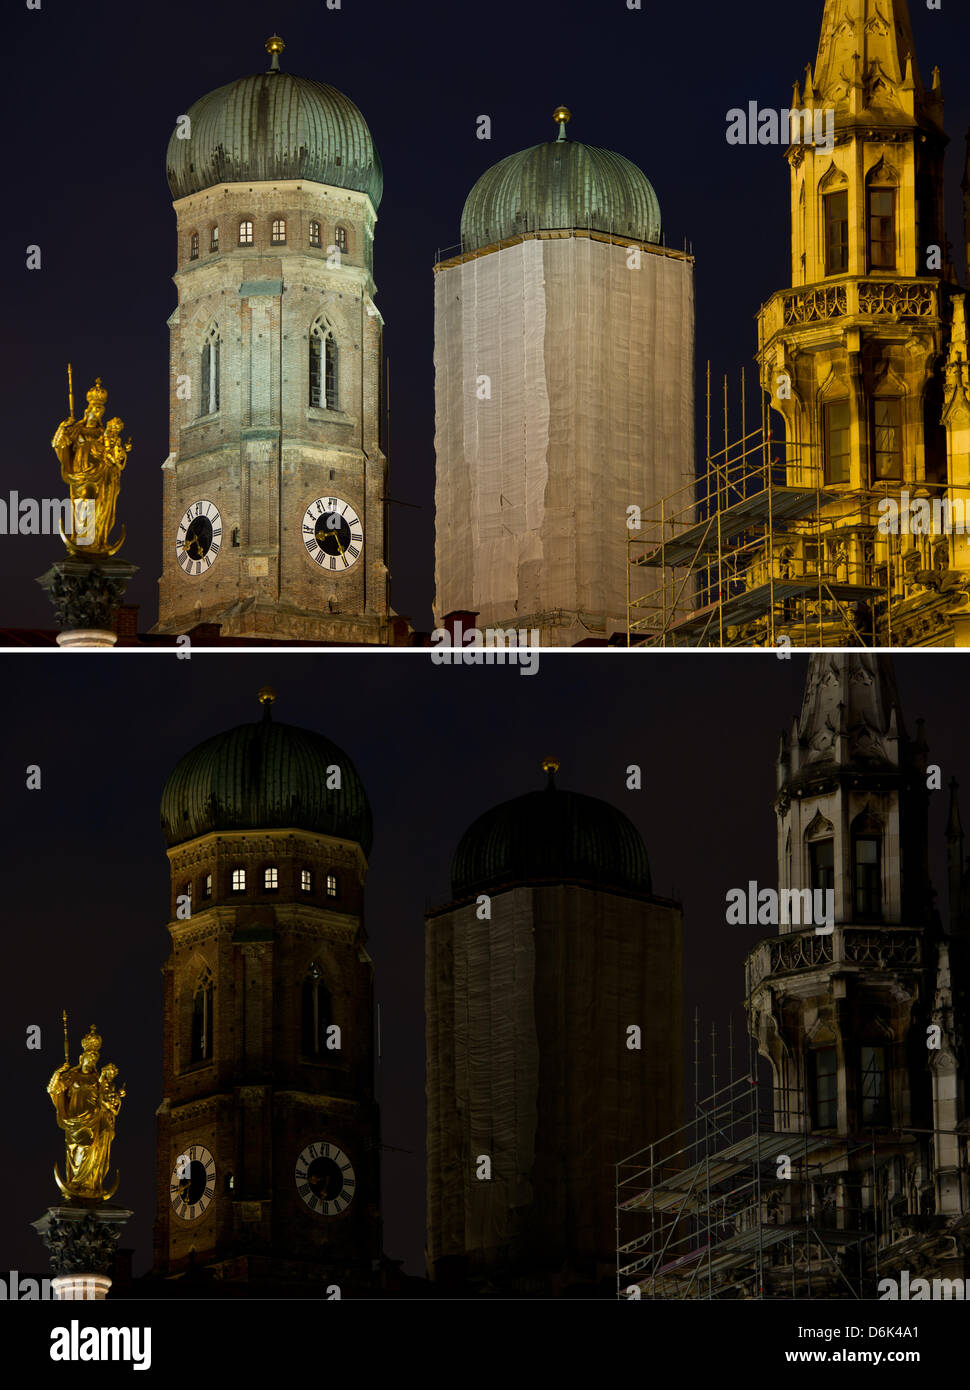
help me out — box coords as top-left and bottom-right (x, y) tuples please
(541, 756), (560, 786)
(553, 106), (571, 141)
(266, 34), (285, 71)
(258, 686), (277, 715)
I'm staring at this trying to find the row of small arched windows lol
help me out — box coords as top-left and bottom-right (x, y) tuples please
(183, 867), (340, 898)
(188, 221), (349, 260)
(189, 960), (334, 1064)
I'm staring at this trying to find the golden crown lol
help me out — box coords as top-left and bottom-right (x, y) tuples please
(81, 1024), (102, 1056)
(86, 378), (108, 406)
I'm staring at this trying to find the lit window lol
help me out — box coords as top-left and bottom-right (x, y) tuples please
(871, 399), (902, 481)
(302, 962), (332, 1055)
(239, 219), (254, 246)
(190, 232), (199, 261)
(309, 220), (321, 248)
(823, 401), (850, 484)
(326, 873), (338, 898)
(203, 873), (212, 899)
(811, 1048), (837, 1128)
(854, 837), (881, 919)
(232, 867), (246, 893)
(868, 188), (895, 271)
(301, 868), (313, 892)
(861, 1046), (889, 1125)
(264, 866), (279, 890)
(190, 968), (214, 1063)
(210, 226), (219, 252)
(824, 191), (848, 275)
(334, 225), (348, 253)
(272, 217), (286, 244)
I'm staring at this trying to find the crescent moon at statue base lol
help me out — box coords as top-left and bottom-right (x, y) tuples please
(54, 1163), (121, 1202)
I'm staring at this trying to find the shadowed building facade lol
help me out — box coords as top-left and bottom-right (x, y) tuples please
(154, 691), (380, 1291)
(425, 762), (683, 1293)
(747, 653), (970, 1292)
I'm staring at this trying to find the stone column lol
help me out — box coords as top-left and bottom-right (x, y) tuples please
(32, 1204), (133, 1300)
(36, 556), (139, 648)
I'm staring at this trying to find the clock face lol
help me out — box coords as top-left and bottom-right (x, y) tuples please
(170, 1144), (216, 1221)
(176, 500), (223, 575)
(302, 497), (363, 571)
(295, 1141), (356, 1216)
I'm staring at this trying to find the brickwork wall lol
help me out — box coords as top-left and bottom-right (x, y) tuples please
(156, 181), (389, 642)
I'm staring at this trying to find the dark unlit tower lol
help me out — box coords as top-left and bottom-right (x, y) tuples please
(425, 760), (683, 1292)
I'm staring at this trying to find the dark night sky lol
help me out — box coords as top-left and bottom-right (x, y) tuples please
(4, 0), (968, 631)
(2, 650), (968, 1279)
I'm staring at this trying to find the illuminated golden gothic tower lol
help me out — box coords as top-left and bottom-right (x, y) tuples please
(154, 38), (391, 643)
(751, 0), (970, 646)
(154, 692), (380, 1290)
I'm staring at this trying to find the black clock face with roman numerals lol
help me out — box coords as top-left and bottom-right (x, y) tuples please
(302, 497), (363, 571)
(176, 500), (223, 575)
(295, 1141), (356, 1215)
(170, 1144), (216, 1221)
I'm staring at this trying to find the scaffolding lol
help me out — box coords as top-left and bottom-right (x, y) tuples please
(616, 1070), (969, 1300)
(627, 368), (892, 647)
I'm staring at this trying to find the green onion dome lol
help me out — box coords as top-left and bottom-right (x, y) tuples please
(460, 107), (661, 252)
(166, 35), (382, 207)
(160, 689), (373, 853)
(451, 760), (651, 898)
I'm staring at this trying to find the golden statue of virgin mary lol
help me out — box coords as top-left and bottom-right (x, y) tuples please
(47, 1021), (125, 1201)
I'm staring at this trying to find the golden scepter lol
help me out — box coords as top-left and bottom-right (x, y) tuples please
(67, 363), (74, 420)
(62, 1009), (69, 1065)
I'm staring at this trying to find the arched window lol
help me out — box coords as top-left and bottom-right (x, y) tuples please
(871, 398), (902, 481)
(819, 167), (849, 276)
(302, 961), (332, 1056)
(326, 873), (339, 899)
(852, 807), (883, 920)
(202, 872), (212, 898)
(334, 225), (348, 254)
(301, 868), (314, 892)
(189, 231), (200, 261)
(190, 967), (214, 1063)
(860, 1044), (889, 1125)
(309, 316), (338, 410)
(231, 866), (246, 893)
(866, 162), (897, 272)
(309, 220), (321, 248)
(210, 225), (219, 253)
(238, 219), (254, 246)
(272, 217), (286, 244)
(200, 325), (220, 416)
(264, 866), (279, 890)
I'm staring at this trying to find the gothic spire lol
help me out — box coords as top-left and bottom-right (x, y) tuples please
(780, 654), (913, 783)
(812, 0), (921, 95)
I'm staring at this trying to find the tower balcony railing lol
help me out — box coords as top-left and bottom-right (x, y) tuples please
(746, 923), (923, 990)
(758, 276), (941, 347)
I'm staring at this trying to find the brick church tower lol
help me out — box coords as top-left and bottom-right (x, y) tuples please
(154, 36), (391, 642)
(153, 689), (381, 1291)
